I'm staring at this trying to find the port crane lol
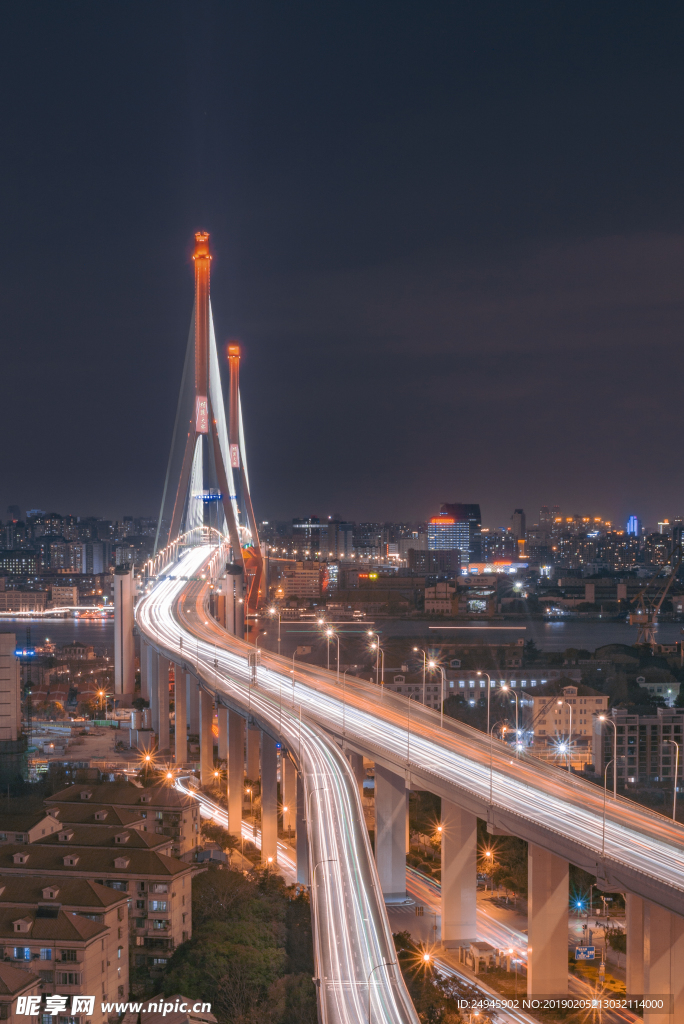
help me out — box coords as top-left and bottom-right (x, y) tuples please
(629, 543), (683, 646)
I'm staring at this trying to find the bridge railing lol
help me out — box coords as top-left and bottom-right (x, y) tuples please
(143, 526), (229, 580)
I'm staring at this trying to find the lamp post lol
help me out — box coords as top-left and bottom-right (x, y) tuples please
(501, 685), (520, 756)
(557, 698), (573, 768)
(326, 628), (341, 683)
(602, 757), (614, 857)
(489, 721), (508, 809)
(434, 666), (446, 728)
(268, 606), (281, 654)
(597, 715), (617, 798)
(663, 738), (680, 821)
(367, 961), (397, 1024)
(368, 631), (381, 686)
(477, 670), (492, 733)
(413, 647), (427, 706)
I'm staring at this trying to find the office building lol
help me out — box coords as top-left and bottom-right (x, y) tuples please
(0, 635), (20, 743)
(511, 509), (526, 540)
(439, 503), (482, 563)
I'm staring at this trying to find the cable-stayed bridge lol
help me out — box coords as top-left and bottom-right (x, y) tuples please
(128, 235), (684, 1024)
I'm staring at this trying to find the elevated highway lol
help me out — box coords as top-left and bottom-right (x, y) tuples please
(137, 542), (684, 1020)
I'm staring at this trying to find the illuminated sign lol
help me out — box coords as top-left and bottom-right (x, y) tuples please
(430, 517), (455, 524)
(15, 648), (36, 657)
(230, 444), (240, 468)
(195, 395), (209, 434)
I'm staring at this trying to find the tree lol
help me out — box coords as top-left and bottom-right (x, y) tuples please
(200, 820), (238, 852)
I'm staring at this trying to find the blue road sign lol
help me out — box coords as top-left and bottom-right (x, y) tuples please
(575, 946), (595, 960)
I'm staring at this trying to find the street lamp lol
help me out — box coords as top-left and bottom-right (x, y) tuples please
(367, 961), (397, 1024)
(597, 714), (617, 799)
(500, 685), (521, 756)
(477, 670), (492, 733)
(489, 721), (508, 809)
(602, 757), (615, 857)
(663, 738), (680, 821)
(368, 631), (382, 686)
(413, 647), (428, 706)
(430, 664), (446, 728)
(268, 606), (281, 654)
(326, 627), (341, 683)
(557, 698), (573, 769)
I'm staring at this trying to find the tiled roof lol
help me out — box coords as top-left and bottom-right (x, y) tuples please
(0, 812), (57, 832)
(34, 825), (171, 850)
(0, 875), (126, 909)
(48, 804), (146, 827)
(0, 962), (40, 997)
(0, 906), (105, 942)
(46, 782), (192, 808)
(0, 845), (192, 878)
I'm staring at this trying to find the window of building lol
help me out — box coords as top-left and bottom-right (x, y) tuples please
(14, 947), (30, 960)
(56, 973), (81, 986)
(40, 948), (52, 960)
(60, 950), (77, 962)
(149, 901), (167, 912)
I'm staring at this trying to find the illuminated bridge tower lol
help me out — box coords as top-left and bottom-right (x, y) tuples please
(154, 232), (264, 616)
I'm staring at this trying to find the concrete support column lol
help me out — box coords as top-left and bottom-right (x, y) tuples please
(406, 791), (410, 854)
(441, 800), (477, 947)
(228, 711), (245, 836)
(217, 705), (228, 761)
(348, 751), (365, 797)
(174, 671), (188, 765)
(374, 764), (407, 902)
(140, 639), (149, 700)
(113, 566), (135, 694)
(643, 901), (684, 1024)
(187, 675), (199, 736)
(157, 655), (170, 752)
(296, 770), (309, 885)
(527, 844), (569, 996)
(626, 894), (644, 996)
(247, 724), (261, 781)
(147, 646), (159, 735)
(199, 688), (214, 785)
(282, 754), (296, 833)
(261, 733), (278, 866)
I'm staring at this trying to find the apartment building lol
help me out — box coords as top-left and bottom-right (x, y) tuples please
(525, 685), (609, 740)
(0, 905), (123, 1021)
(0, 875), (129, 1015)
(33, 825), (174, 858)
(0, 842), (193, 973)
(0, 961), (41, 1024)
(45, 782), (199, 857)
(593, 706), (684, 785)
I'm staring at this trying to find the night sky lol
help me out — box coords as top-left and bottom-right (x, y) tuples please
(2, 2), (684, 530)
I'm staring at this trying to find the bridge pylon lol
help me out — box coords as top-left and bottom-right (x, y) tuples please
(154, 232), (264, 616)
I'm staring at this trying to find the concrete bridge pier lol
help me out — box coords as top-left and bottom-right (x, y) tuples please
(348, 751), (365, 797)
(374, 764), (407, 903)
(643, 901), (684, 1024)
(261, 733), (278, 866)
(173, 671), (188, 765)
(228, 710), (245, 836)
(140, 638), (149, 700)
(282, 753), (296, 834)
(157, 655), (170, 752)
(527, 844), (568, 996)
(296, 770), (309, 885)
(217, 705), (228, 762)
(627, 894), (644, 994)
(441, 800), (477, 947)
(247, 724), (261, 781)
(199, 688), (214, 784)
(187, 675), (200, 736)
(148, 647), (159, 736)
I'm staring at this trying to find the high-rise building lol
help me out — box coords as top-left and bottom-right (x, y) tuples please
(439, 504), (482, 563)
(511, 509), (526, 540)
(626, 515), (641, 537)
